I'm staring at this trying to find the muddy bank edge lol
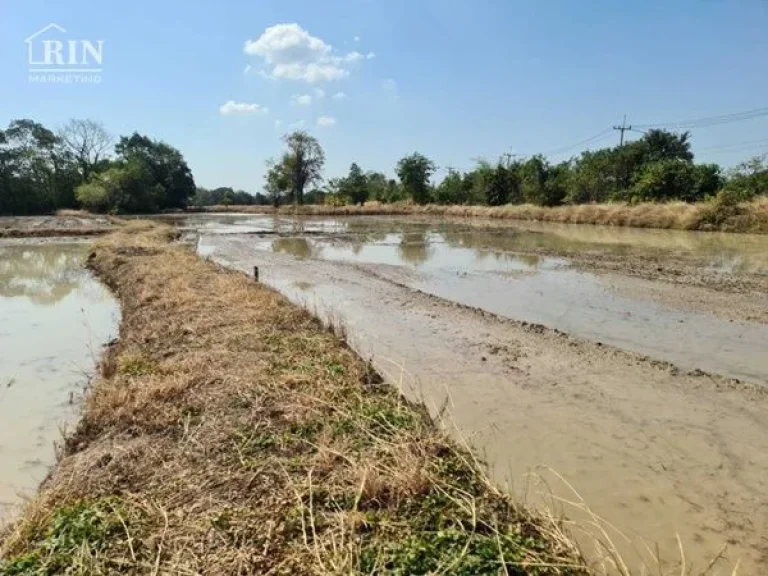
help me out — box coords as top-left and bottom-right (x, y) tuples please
(0, 221), (586, 575)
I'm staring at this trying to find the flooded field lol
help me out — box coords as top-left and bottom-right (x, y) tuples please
(178, 214), (768, 383)
(182, 213), (768, 574)
(0, 241), (118, 524)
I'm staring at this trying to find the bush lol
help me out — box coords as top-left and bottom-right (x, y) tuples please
(75, 182), (109, 212)
(629, 159), (696, 202)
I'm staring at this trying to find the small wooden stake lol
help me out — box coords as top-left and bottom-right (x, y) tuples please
(253, 266), (259, 282)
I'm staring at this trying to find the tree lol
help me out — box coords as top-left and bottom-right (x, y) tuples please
(115, 133), (196, 210)
(723, 154), (768, 202)
(0, 119), (67, 214)
(435, 169), (468, 205)
(341, 163), (369, 205)
(629, 159), (697, 202)
(58, 119), (113, 181)
(279, 131), (325, 205)
(264, 158), (291, 207)
(396, 152), (435, 205)
(640, 129), (693, 163)
(366, 171), (389, 203)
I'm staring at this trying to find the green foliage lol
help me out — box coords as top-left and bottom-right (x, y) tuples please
(75, 182), (109, 212)
(629, 159), (697, 202)
(434, 169), (468, 205)
(722, 154), (768, 202)
(0, 119), (196, 215)
(268, 131), (325, 205)
(0, 119), (75, 215)
(0, 500), (125, 574)
(192, 187), (257, 207)
(396, 153), (436, 205)
(115, 133), (196, 211)
(366, 171), (390, 203)
(340, 163), (369, 205)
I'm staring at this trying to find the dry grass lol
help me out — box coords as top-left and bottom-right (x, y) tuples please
(195, 196), (768, 234)
(0, 221), (586, 574)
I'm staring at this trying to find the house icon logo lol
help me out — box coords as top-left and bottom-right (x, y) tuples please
(25, 23), (104, 84)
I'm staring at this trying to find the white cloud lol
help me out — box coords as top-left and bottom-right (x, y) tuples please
(292, 93), (312, 106)
(345, 51), (365, 63)
(354, 35), (361, 42)
(366, 52), (375, 60)
(332, 91), (347, 100)
(314, 88), (325, 99)
(316, 115), (336, 127)
(220, 101), (269, 116)
(243, 64), (252, 75)
(274, 119), (282, 129)
(244, 23), (372, 84)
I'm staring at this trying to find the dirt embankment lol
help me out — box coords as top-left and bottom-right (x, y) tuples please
(191, 196), (768, 234)
(0, 213), (115, 239)
(0, 222), (585, 574)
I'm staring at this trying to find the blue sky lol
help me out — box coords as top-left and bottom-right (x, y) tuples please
(1, 0), (767, 191)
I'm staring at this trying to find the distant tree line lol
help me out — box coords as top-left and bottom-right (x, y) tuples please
(191, 186), (267, 207)
(0, 118), (197, 215)
(3, 118), (766, 215)
(265, 129), (768, 208)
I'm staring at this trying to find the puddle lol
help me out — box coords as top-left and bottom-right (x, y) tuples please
(0, 242), (118, 524)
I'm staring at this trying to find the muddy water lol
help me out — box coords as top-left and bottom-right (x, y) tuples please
(0, 242), (118, 524)
(185, 214), (768, 385)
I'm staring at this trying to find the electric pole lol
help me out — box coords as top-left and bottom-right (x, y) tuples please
(613, 115), (631, 146)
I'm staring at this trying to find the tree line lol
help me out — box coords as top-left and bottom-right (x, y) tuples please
(0, 118), (195, 215)
(263, 129), (767, 208)
(2, 118), (766, 215)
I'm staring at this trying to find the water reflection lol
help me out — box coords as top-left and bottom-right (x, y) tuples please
(397, 232), (433, 266)
(0, 244), (86, 305)
(188, 213), (768, 274)
(272, 237), (321, 260)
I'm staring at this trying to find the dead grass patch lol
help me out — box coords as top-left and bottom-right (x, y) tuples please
(0, 222), (586, 574)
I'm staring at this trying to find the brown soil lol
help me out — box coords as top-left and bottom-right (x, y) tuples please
(0, 214), (115, 239)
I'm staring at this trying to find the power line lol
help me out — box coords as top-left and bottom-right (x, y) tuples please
(634, 106), (768, 129)
(696, 137), (768, 154)
(524, 106), (768, 159)
(542, 127), (614, 156)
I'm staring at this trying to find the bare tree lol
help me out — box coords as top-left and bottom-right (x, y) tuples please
(59, 119), (113, 180)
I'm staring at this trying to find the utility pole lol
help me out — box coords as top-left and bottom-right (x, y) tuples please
(613, 114), (631, 146)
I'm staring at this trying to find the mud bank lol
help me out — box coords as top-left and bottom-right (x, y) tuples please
(0, 223), (584, 574)
(0, 215), (114, 239)
(203, 231), (768, 575)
